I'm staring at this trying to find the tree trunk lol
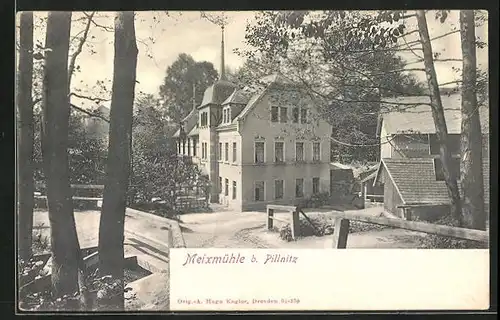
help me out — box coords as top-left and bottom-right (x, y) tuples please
(459, 10), (485, 230)
(415, 10), (462, 225)
(41, 11), (82, 301)
(98, 11), (138, 310)
(17, 11), (35, 262)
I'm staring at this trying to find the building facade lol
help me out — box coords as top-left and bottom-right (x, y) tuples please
(174, 74), (332, 211)
(373, 94), (490, 221)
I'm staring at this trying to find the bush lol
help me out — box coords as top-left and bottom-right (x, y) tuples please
(416, 216), (488, 249)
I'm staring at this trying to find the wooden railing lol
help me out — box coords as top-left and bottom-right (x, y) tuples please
(331, 213), (489, 248)
(266, 205), (489, 247)
(266, 205), (320, 240)
(35, 184), (104, 209)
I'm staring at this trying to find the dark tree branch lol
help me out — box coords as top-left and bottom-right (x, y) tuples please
(69, 92), (111, 103)
(68, 11), (95, 88)
(70, 103), (110, 123)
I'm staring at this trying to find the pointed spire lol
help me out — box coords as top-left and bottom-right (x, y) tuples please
(192, 83), (196, 110)
(220, 25), (226, 80)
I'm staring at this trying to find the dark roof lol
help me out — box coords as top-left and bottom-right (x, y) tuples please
(222, 88), (252, 105)
(199, 79), (237, 108)
(374, 158), (453, 205)
(173, 107), (198, 138)
(378, 93), (489, 136)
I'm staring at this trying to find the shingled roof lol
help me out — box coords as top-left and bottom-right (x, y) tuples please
(373, 158), (454, 205)
(199, 79), (237, 108)
(378, 93), (489, 136)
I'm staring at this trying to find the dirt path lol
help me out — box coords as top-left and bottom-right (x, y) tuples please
(178, 208), (428, 249)
(179, 211), (274, 248)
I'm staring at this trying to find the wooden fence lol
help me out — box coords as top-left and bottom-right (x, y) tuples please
(266, 205), (489, 247)
(266, 205), (320, 240)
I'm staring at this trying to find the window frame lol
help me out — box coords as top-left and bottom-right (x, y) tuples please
(312, 142), (321, 162)
(232, 142), (237, 163)
(225, 178), (229, 196)
(295, 141), (305, 162)
(270, 106), (279, 123)
(232, 181), (237, 199)
(274, 179), (284, 200)
(295, 178), (304, 198)
(274, 141), (285, 163)
(254, 141), (266, 164)
(254, 181), (265, 201)
(312, 177), (320, 194)
(279, 106), (288, 123)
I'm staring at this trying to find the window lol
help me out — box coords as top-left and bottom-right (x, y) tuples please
(193, 139), (197, 156)
(218, 143), (222, 161)
(313, 142), (321, 162)
(274, 142), (284, 163)
(225, 178), (229, 196)
(226, 108), (231, 123)
(182, 141), (186, 155)
(295, 142), (304, 162)
(255, 142), (265, 163)
(225, 142), (229, 162)
(200, 112), (208, 127)
(275, 180), (284, 199)
(255, 181), (265, 201)
(223, 109), (227, 123)
(219, 177), (222, 193)
(201, 142), (207, 159)
(312, 177), (320, 194)
(271, 106), (279, 122)
(295, 178), (304, 198)
(280, 107), (288, 123)
(232, 181), (237, 199)
(434, 158), (460, 181)
(292, 107), (299, 123)
(187, 139), (191, 156)
(300, 108), (307, 124)
(232, 142), (237, 162)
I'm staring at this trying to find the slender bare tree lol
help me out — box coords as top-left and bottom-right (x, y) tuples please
(416, 10), (462, 224)
(17, 11), (35, 261)
(41, 11), (82, 300)
(459, 10), (485, 230)
(98, 11), (138, 310)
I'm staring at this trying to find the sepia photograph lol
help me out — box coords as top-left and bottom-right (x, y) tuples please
(16, 10), (490, 312)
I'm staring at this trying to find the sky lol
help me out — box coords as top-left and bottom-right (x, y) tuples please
(20, 11), (488, 109)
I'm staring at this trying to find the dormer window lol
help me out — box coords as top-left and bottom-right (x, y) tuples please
(222, 107), (231, 124)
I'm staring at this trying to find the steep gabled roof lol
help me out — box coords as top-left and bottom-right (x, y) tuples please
(222, 88), (253, 106)
(199, 79), (237, 108)
(377, 94), (489, 136)
(373, 158), (453, 205)
(173, 107), (198, 138)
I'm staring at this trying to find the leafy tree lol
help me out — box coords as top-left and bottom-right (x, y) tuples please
(130, 94), (208, 213)
(237, 11), (427, 162)
(159, 53), (218, 123)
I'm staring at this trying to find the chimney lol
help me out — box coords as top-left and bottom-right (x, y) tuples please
(220, 25), (226, 80)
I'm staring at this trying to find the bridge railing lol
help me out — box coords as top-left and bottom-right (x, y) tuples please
(266, 205), (489, 247)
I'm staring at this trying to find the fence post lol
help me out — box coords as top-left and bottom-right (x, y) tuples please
(332, 217), (350, 249)
(267, 207), (274, 230)
(167, 228), (174, 249)
(291, 210), (300, 240)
